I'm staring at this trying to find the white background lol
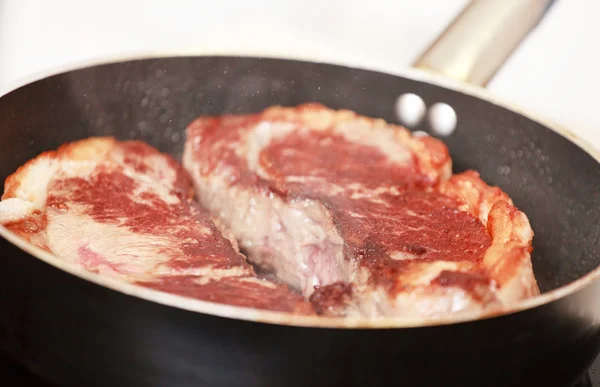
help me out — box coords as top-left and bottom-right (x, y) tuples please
(0, 0), (598, 146)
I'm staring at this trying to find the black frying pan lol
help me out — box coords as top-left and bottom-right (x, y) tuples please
(1, 2), (599, 386)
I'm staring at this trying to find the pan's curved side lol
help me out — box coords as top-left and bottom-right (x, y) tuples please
(0, 56), (599, 386)
(1, 226), (599, 387)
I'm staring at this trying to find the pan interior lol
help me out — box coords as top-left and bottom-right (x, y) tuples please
(1, 56), (599, 294)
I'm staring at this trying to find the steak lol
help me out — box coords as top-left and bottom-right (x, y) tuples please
(183, 103), (539, 318)
(0, 137), (311, 314)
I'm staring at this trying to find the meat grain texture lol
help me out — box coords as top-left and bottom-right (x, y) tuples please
(0, 103), (539, 319)
(183, 103), (539, 318)
(0, 137), (311, 314)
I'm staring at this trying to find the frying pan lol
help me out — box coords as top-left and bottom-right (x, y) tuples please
(1, 1), (599, 386)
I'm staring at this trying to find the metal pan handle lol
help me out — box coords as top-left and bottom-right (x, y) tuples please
(412, 0), (556, 87)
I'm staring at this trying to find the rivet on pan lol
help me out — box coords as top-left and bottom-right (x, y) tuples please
(412, 131), (429, 137)
(395, 93), (426, 128)
(428, 102), (457, 137)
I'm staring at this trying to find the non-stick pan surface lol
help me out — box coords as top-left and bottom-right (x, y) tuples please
(1, 56), (599, 387)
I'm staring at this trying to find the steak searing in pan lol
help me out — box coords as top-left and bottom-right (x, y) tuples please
(0, 104), (540, 319)
(183, 103), (539, 318)
(0, 137), (312, 314)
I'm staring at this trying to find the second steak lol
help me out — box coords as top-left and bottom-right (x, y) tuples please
(183, 103), (538, 318)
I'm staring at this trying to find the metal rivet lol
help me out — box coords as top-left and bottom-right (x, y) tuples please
(428, 102), (457, 136)
(412, 130), (429, 137)
(395, 93), (426, 128)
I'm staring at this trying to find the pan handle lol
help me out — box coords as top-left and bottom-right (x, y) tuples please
(412, 0), (556, 87)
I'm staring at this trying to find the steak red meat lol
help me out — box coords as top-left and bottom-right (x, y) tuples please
(183, 103), (539, 318)
(0, 137), (311, 314)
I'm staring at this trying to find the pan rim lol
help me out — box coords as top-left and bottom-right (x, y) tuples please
(0, 50), (598, 329)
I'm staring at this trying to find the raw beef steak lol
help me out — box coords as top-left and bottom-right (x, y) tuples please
(183, 103), (539, 318)
(0, 137), (311, 314)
